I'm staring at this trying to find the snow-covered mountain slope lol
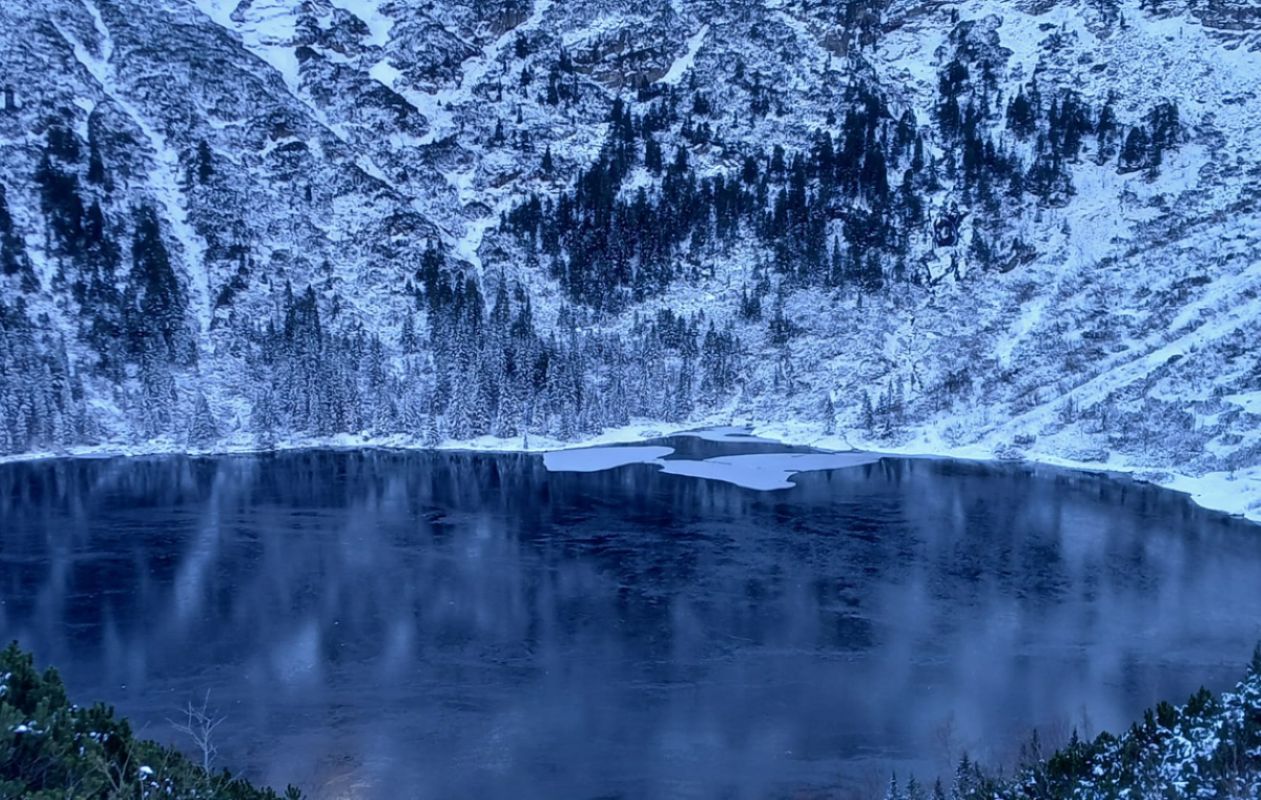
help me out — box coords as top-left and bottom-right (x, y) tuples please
(1, 0), (1260, 519)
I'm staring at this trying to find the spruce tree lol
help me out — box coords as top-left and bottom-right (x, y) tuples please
(127, 204), (189, 364)
(251, 384), (279, 448)
(1118, 126), (1150, 173)
(0, 184), (37, 291)
(195, 140), (214, 184)
(187, 391), (218, 447)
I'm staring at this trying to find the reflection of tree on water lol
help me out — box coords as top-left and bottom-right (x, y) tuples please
(0, 448), (1259, 798)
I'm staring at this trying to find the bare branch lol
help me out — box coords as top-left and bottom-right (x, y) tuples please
(168, 689), (226, 773)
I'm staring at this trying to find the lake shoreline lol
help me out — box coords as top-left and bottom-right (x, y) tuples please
(2, 419), (1258, 527)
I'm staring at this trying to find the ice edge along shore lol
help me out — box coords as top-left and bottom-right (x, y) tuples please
(2, 419), (1258, 527)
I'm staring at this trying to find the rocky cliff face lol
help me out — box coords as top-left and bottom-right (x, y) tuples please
(1, 0), (1259, 511)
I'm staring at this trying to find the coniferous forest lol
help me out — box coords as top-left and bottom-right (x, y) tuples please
(0, 45), (1187, 454)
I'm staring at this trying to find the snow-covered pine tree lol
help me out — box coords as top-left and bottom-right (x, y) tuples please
(187, 392), (218, 448)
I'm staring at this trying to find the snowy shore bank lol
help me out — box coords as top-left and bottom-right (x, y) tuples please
(3, 420), (1259, 526)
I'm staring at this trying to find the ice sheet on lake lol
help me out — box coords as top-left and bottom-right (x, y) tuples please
(544, 446), (882, 489)
(674, 427), (778, 444)
(656, 453), (883, 490)
(543, 446), (675, 473)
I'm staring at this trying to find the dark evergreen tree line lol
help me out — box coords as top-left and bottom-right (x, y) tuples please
(0, 300), (86, 454)
(506, 66), (1184, 308)
(230, 251), (743, 449)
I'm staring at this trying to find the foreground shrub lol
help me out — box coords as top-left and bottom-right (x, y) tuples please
(0, 643), (301, 800)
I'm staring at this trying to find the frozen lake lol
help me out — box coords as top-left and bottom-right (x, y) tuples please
(2, 437), (1260, 798)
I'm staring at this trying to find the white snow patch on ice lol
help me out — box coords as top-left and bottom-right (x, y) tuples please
(655, 452), (883, 490)
(544, 440), (881, 488)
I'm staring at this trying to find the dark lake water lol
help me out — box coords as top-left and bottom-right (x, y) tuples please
(2, 439), (1260, 799)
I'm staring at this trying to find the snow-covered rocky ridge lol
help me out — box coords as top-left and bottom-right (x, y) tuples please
(1, 0), (1260, 520)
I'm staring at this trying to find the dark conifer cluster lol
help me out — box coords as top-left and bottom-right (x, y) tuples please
(506, 54), (1182, 307)
(884, 647), (1261, 799)
(0, 643), (304, 800)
